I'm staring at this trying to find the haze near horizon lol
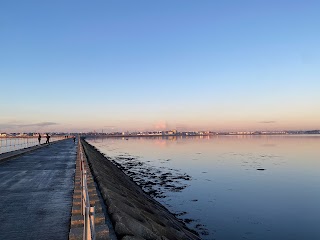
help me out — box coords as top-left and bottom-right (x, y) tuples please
(1, 1), (319, 132)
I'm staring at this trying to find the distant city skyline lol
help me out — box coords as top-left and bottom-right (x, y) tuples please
(1, 123), (319, 134)
(1, 129), (319, 137)
(1, 1), (319, 132)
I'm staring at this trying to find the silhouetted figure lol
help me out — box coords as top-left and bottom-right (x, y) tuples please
(38, 134), (41, 145)
(73, 136), (76, 143)
(45, 133), (50, 144)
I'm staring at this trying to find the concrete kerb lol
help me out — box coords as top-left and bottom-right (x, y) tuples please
(69, 140), (111, 240)
(0, 138), (68, 164)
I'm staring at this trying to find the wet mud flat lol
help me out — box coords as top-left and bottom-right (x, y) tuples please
(112, 155), (191, 199)
(81, 139), (200, 240)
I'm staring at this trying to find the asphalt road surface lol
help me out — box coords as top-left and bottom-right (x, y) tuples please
(0, 139), (76, 239)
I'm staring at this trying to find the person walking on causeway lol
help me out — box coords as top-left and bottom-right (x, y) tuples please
(38, 133), (41, 145)
(45, 133), (50, 144)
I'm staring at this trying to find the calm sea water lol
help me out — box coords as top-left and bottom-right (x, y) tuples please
(87, 135), (320, 240)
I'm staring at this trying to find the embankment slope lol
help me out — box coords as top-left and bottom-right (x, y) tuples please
(81, 139), (200, 240)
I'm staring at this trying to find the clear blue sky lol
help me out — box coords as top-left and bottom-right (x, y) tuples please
(1, 0), (319, 132)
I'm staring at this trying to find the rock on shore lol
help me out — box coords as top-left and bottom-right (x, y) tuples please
(81, 139), (200, 240)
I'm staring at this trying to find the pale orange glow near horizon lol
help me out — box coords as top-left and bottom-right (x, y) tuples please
(1, 112), (319, 133)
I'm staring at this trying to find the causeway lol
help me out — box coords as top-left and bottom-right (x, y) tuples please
(0, 139), (76, 239)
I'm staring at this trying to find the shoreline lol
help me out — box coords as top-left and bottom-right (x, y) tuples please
(81, 138), (200, 239)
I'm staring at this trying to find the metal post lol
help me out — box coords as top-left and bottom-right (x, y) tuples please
(81, 184), (84, 215)
(81, 170), (87, 215)
(90, 206), (96, 240)
(84, 206), (91, 240)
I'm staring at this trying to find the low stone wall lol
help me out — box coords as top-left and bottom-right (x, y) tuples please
(69, 141), (111, 240)
(81, 139), (200, 240)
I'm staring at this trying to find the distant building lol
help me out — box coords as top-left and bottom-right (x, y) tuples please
(166, 130), (177, 135)
(16, 133), (27, 137)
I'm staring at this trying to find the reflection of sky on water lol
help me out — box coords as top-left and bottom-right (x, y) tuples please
(87, 135), (320, 240)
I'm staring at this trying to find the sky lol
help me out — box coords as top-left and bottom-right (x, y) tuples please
(1, 0), (319, 133)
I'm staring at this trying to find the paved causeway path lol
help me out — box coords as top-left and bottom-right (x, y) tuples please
(0, 139), (76, 239)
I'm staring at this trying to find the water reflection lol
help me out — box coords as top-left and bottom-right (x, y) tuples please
(87, 135), (320, 240)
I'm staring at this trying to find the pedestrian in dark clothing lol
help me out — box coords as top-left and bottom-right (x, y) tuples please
(45, 133), (50, 144)
(73, 136), (76, 143)
(38, 134), (41, 145)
